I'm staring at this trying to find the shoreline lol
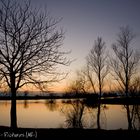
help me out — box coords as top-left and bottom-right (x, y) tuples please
(0, 126), (140, 139)
(0, 96), (140, 105)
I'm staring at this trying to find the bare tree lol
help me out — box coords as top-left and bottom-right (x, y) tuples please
(0, 0), (69, 128)
(86, 37), (108, 98)
(86, 37), (108, 130)
(66, 70), (89, 95)
(83, 64), (97, 94)
(0, 0), (69, 96)
(129, 77), (140, 97)
(110, 26), (140, 97)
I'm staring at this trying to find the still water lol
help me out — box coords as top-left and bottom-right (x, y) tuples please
(0, 99), (139, 129)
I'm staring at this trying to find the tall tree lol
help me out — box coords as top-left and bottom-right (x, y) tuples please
(110, 26), (140, 130)
(86, 37), (108, 98)
(0, 0), (69, 128)
(86, 37), (108, 129)
(110, 26), (140, 97)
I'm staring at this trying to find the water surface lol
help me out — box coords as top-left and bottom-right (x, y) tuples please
(0, 99), (139, 129)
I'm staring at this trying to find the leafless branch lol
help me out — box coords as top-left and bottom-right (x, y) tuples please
(0, 0), (70, 95)
(110, 26), (140, 96)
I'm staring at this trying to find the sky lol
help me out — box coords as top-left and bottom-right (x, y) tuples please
(32, 0), (140, 92)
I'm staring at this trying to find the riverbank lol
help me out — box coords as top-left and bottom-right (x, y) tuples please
(0, 96), (140, 105)
(0, 126), (140, 139)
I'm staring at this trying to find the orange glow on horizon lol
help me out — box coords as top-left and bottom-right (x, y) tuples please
(0, 77), (121, 93)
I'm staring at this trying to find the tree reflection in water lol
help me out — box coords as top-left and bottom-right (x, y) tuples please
(124, 105), (140, 130)
(45, 99), (57, 112)
(61, 99), (107, 129)
(84, 99), (107, 129)
(61, 99), (85, 128)
(133, 105), (140, 130)
(24, 100), (29, 108)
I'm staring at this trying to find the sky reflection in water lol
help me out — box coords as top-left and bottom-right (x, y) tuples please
(0, 99), (139, 129)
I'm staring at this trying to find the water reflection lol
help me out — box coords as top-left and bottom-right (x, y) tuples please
(0, 99), (139, 129)
(97, 103), (101, 129)
(45, 99), (57, 111)
(133, 105), (140, 129)
(61, 99), (85, 128)
(124, 105), (140, 130)
(60, 99), (107, 129)
(24, 100), (29, 108)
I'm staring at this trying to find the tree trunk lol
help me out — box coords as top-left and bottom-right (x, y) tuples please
(125, 78), (129, 97)
(98, 69), (102, 99)
(126, 105), (132, 130)
(97, 103), (101, 129)
(10, 73), (17, 128)
(11, 98), (17, 128)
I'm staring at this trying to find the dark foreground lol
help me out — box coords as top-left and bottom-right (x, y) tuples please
(0, 127), (140, 139)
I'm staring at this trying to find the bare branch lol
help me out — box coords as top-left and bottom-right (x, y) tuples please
(110, 26), (140, 96)
(86, 37), (108, 98)
(0, 0), (70, 95)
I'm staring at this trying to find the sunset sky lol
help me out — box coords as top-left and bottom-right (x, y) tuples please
(31, 0), (140, 92)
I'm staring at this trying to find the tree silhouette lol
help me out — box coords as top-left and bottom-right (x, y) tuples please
(110, 26), (140, 97)
(82, 65), (97, 94)
(86, 37), (108, 129)
(0, 0), (69, 128)
(129, 77), (140, 97)
(66, 70), (89, 95)
(86, 37), (108, 98)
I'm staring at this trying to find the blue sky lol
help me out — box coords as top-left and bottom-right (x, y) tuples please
(32, 0), (140, 91)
